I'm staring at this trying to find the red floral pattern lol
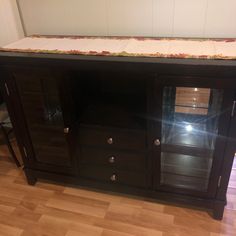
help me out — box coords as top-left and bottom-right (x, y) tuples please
(1, 35), (236, 60)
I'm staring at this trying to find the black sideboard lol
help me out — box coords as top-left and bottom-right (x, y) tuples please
(0, 51), (236, 220)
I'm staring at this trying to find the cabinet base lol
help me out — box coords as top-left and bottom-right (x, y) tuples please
(24, 168), (37, 186)
(213, 200), (226, 220)
(24, 168), (226, 220)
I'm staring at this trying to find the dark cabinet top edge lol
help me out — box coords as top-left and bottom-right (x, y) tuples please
(1, 51), (236, 67)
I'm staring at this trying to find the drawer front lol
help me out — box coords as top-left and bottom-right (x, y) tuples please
(80, 147), (147, 171)
(79, 126), (146, 150)
(79, 165), (148, 188)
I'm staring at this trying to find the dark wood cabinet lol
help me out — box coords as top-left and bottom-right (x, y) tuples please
(0, 67), (77, 175)
(14, 68), (73, 167)
(0, 52), (236, 220)
(149, 76), (235, 199)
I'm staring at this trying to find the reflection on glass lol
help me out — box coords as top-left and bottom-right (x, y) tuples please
(42, 78), (63, 124)
(161, 87), (223, 191)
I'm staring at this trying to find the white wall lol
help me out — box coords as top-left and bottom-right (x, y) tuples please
(18, 0), (236, 38)
(0, 0), (24, 46)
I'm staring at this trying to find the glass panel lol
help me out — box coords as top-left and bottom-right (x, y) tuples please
(161, 87), (223, 191)
(41, 78), (63, 124)
(16, 72), (71, 167)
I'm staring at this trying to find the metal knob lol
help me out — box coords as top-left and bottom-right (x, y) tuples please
(154, 139), (161, 146)
(64, 127), (70, 134)
(110, 174), (117, 182)
(107, 137), (113, 145)
(109, 156), (115, 163)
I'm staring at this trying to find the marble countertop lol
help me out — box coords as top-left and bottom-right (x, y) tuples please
(1, 35), (236, 60)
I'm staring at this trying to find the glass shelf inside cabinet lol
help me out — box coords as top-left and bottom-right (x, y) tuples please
(161, 87), (223, 191)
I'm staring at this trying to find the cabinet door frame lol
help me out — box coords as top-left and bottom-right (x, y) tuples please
(149, 75), (236, 198)
(4, 66), (77, 174)
(216, 91), (236, 201)
(0, 67), (30, 167)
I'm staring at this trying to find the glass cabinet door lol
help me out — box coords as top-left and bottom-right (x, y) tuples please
(160, 86), (224, 192)
(13, 68), (74, 168)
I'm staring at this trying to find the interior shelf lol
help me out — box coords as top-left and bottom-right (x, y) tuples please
(161, 151), (212, 191)
(162, 119), (216, 150)
(79, 101), (146, 130)
(70, 71), (147, 130)
(161, 143), (214, 158)
(161, 173), (209, 191)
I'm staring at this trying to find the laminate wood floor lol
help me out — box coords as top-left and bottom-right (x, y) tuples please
(0, 139), (235, 236)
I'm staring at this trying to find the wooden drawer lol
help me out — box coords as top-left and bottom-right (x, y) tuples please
(79, 125), (146, 150)
(79, 147), (147, 171)
(78, 165), (148, 188)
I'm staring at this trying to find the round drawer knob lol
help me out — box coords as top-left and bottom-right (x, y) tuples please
(109, 156), (115, 163)
(107, 137), (113, 145)
(110, 174), (117, 182)
(64, 127), (70, 134)
(154, 139), (161, 146)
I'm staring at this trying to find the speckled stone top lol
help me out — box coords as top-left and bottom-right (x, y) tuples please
(1, 35), (236, 60)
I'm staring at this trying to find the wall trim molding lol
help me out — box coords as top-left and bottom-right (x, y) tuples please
(16, 0), (26, 36)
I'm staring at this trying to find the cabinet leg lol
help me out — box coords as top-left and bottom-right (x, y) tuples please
(24, 168), (37, 185)
(213, 200), (225, 220)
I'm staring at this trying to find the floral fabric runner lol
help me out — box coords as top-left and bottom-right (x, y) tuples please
(1, 35), (236, 60)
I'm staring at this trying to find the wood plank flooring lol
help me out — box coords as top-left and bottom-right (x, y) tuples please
(0, 139), (235, 236)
